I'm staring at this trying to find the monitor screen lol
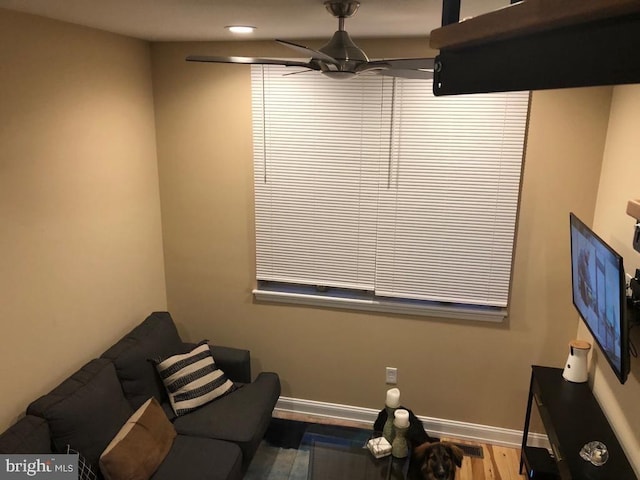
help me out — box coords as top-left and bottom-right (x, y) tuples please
(569, 213), (628, 384)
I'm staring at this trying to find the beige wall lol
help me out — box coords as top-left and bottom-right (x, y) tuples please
(579, 84), (640, 473)
(0, 9), (167, 430)
(4, 9), (636, 469)
(151, 39), (613, 430)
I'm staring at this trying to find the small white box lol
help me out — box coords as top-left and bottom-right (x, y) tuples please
(367, 436), (392, 458)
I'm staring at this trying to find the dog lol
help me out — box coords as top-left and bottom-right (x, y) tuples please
(410, 441), (464, 480)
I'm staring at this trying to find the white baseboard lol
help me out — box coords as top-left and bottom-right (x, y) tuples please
(275, 396), (549, 450)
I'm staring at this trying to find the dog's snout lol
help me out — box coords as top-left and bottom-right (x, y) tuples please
(431, 464), (448, 480)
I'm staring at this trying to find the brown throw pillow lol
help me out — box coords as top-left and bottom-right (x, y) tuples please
(99, 397), (176, 480)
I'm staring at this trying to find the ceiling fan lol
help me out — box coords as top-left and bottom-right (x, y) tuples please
(186, 1), (434, 80)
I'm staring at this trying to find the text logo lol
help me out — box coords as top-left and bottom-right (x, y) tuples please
(1, 455), (77, 479)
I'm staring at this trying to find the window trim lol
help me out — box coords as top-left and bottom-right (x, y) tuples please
(251, 65), (529, 322)
(253, 282), (507, 323)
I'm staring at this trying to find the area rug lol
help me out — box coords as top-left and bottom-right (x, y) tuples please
(245, 418), (484, 479)
(244, 418), (372, 480)
(244, 444), (308, 480)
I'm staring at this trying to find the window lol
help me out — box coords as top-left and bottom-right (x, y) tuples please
(251, 65), (529, 322)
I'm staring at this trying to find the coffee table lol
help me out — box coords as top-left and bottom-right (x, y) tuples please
(289, 426), (409, 480)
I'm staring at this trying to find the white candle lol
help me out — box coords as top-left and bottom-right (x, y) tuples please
(394, 409), (409, 428)
(386, 388), (400, 408)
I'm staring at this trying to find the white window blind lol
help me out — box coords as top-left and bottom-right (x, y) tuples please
(252, 66), (393, 290)
(376, 80), (530, 307)
(251, 65), (529, 313)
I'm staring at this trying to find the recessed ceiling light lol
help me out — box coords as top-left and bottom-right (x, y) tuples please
(226, 25), (256, 34)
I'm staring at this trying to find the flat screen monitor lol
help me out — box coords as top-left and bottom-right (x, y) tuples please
(569, 213), (629, 384)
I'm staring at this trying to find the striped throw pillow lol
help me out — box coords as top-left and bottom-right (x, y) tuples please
(154, 342), (235, 416)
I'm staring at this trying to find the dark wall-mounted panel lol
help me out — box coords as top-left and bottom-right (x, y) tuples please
(430, 0), (640, 96)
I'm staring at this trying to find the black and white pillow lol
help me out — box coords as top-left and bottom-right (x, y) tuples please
(66, 445), (98, 480)
(153, 341), (235, 416)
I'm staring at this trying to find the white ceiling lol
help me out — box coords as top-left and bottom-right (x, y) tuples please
(0, 0), (509, 42)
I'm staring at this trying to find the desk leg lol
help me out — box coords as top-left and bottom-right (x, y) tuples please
(519, 370), (535, 475)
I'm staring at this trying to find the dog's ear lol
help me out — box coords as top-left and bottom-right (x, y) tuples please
(412, 441), (435, 461)
(442, 442), (464, 468)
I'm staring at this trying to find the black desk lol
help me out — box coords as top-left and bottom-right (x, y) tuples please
(520, 366), (636, 479)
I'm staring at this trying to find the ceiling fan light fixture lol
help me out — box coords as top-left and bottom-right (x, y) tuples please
(322, 71), (356, 80)
(225, 25), (256, 34)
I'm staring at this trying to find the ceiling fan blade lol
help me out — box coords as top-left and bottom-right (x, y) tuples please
(186, 55), (319, 70)
(375, 69), (434, 80)
(282, 69), (319, 77)
(275, 39), (340, 65)
(358, 58), (435, 72)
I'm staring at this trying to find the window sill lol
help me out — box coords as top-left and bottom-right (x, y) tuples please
(252, 287), (506, 323)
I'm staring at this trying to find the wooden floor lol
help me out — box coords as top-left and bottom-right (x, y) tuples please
(273, 411), (527, 480)
(439, 436), (527, 480)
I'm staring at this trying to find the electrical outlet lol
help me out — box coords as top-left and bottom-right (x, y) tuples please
(385, 367), (398, 384)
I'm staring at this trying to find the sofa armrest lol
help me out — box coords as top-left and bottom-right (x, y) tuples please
(210, 345), (251, 383)
(183, 343), (251, 383)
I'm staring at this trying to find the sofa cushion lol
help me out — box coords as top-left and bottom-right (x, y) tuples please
(153, 342), (235, 416)
(151, 435), (242, 480)
(26, 358), (133, 471)
(172, 372), (280, 468)
(101, 312), (185, 411)
(100, 398), (176, 480)
(0, 415), (51, 454)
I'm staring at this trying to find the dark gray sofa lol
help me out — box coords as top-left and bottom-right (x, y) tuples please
(0, 312), (281, 480)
